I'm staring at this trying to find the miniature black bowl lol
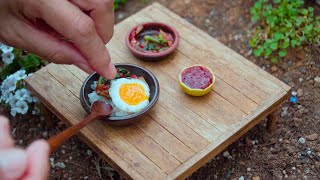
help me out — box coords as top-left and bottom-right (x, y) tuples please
(80, 63), (160, 126)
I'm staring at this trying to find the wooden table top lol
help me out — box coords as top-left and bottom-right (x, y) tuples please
(25, 3), (291, 179)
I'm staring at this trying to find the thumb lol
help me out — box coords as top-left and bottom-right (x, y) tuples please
(0, 149), (28, 179)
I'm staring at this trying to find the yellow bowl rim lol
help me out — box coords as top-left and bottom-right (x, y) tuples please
(179, 65), (216, 92)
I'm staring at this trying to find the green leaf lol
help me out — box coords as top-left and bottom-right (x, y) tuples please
(271, 57), (279, 64)
(254, 2), (262, 9)
(308, 7), (314, 12)
(263, 40), (271, 48)
(253, 47), (263, 57)
(252, 15), (260, 22)
(274, 32), (283, 41)
(285, 21), (293, 28)
(291, 39), (297, 47)
(269, 42), (278, 50)
(295, 18), (303, 27)
(304, 25), (313, 32)
(300, 9), (308, 15)
(279, 50), (287, 57)
(18, 54), (41, 73)
(249, 38), (258, 47)
(264, 48), (273, 56)
(282, 41), (290, 49)
(0, 60), (20, 80)
(273, 0), (281, 3)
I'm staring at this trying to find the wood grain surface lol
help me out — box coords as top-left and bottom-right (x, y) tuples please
(25, 3), (290, 179)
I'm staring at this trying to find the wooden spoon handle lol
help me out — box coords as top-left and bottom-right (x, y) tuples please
(48, 113), (98, 153)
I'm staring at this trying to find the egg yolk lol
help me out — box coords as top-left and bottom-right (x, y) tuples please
(119, 83), (148, 105)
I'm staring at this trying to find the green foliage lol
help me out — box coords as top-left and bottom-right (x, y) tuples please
(249, 0), (320, 63)
(114, 0), (149, 11)
(0, 49), (47, 80)
(114, 0), (128, 10)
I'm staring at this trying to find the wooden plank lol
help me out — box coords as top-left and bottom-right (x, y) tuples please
(111, 16), (258, 115)
(25, 72), (145, 180)
(24, 3), (292, 179)
(28, 70), (167, 179)
(168, 90), (290, 180)
(57, 65), (180, 173)
(106, 46), (232, 130)
(148, 103), (209, 152)
(49, 64), (195, 166)
(137, 115), (195, 163)
(47, 64), (83, 97)
(62, 64), (223, 142)
(127, 12), (269, 105)
(113, 125), (181, 174)
(63, 64), (88, 82)
(108, 36), (250, 123)
(157, 89), (226, 137)
(62, 65), (208, 152)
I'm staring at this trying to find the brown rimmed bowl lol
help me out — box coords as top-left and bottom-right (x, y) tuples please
(80, 63), (160, 126)
(125, 22), (179, 61)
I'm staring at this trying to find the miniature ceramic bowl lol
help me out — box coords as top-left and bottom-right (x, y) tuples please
(125, 22), (179, 61)
(179, 65), (215, 96)
(80, 63), (160, 126)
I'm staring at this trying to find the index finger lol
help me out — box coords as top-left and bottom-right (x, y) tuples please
(0, 116), (14, 149)
(34, 0), (116, 79)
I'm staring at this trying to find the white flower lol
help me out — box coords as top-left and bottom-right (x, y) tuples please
(0, 90), (12, 103)
(14, 89), (25, 101)
(9, 95), (19, 107)
(91, 81), (97, 90)
(2, 52), (15, 65)
(0, 42), (3, 50)
(14, 100), (28, 114)
(32, 96), (38, 103)
(5, 75), (18, 92)
(10, 108), (17, 117)
(14, 70), (27, 80)
(1, 44), (14, 53)
(22, 89), (33, 103)
(28, 73), (33, 77)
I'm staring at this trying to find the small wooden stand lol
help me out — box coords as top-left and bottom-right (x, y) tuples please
(25, 3), (291, 179)
(267, 111), (277, 131)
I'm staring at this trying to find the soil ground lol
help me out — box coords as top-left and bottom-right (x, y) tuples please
(2, 0), (320, 179)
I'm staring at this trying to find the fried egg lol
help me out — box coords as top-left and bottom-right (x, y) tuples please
(109, 78), (150, 113)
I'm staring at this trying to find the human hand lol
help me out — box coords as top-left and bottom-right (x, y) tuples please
(0, 116), (49, 180)
(0, 0), (116, 79)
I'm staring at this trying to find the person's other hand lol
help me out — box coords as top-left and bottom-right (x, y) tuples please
(0, 0), (116, 79)
(0, 116), (50, 180)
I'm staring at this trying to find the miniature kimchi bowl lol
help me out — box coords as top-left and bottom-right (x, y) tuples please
(80, 63), (160, 126)
(125, 22), (180, 61)
(179, 65), (215, 96)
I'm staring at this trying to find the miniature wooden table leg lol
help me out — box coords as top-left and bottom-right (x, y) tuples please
(267, 110), (277, 131)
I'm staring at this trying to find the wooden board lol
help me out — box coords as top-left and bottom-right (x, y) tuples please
(25, 3), (291, 179)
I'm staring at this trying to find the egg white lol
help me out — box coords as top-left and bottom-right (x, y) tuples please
(109, 78), (150, 113)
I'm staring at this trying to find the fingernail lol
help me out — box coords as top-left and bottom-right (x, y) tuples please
(106, 63), (116, 79)
(0, 150), (27, 179)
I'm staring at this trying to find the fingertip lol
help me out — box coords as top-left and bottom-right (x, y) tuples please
(0, 115), (9, 126)
(0, 116), (14, 149)
(25, 139), (50, 180)
(98, 63), (116, 80)
(107, 63), (117, 79)
(0, 149), (28, 179)
(27, 140), (50, 154)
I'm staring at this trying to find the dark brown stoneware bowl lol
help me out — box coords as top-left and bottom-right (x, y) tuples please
(80, 63), (159, 126)
(125, 22), (179, 61)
